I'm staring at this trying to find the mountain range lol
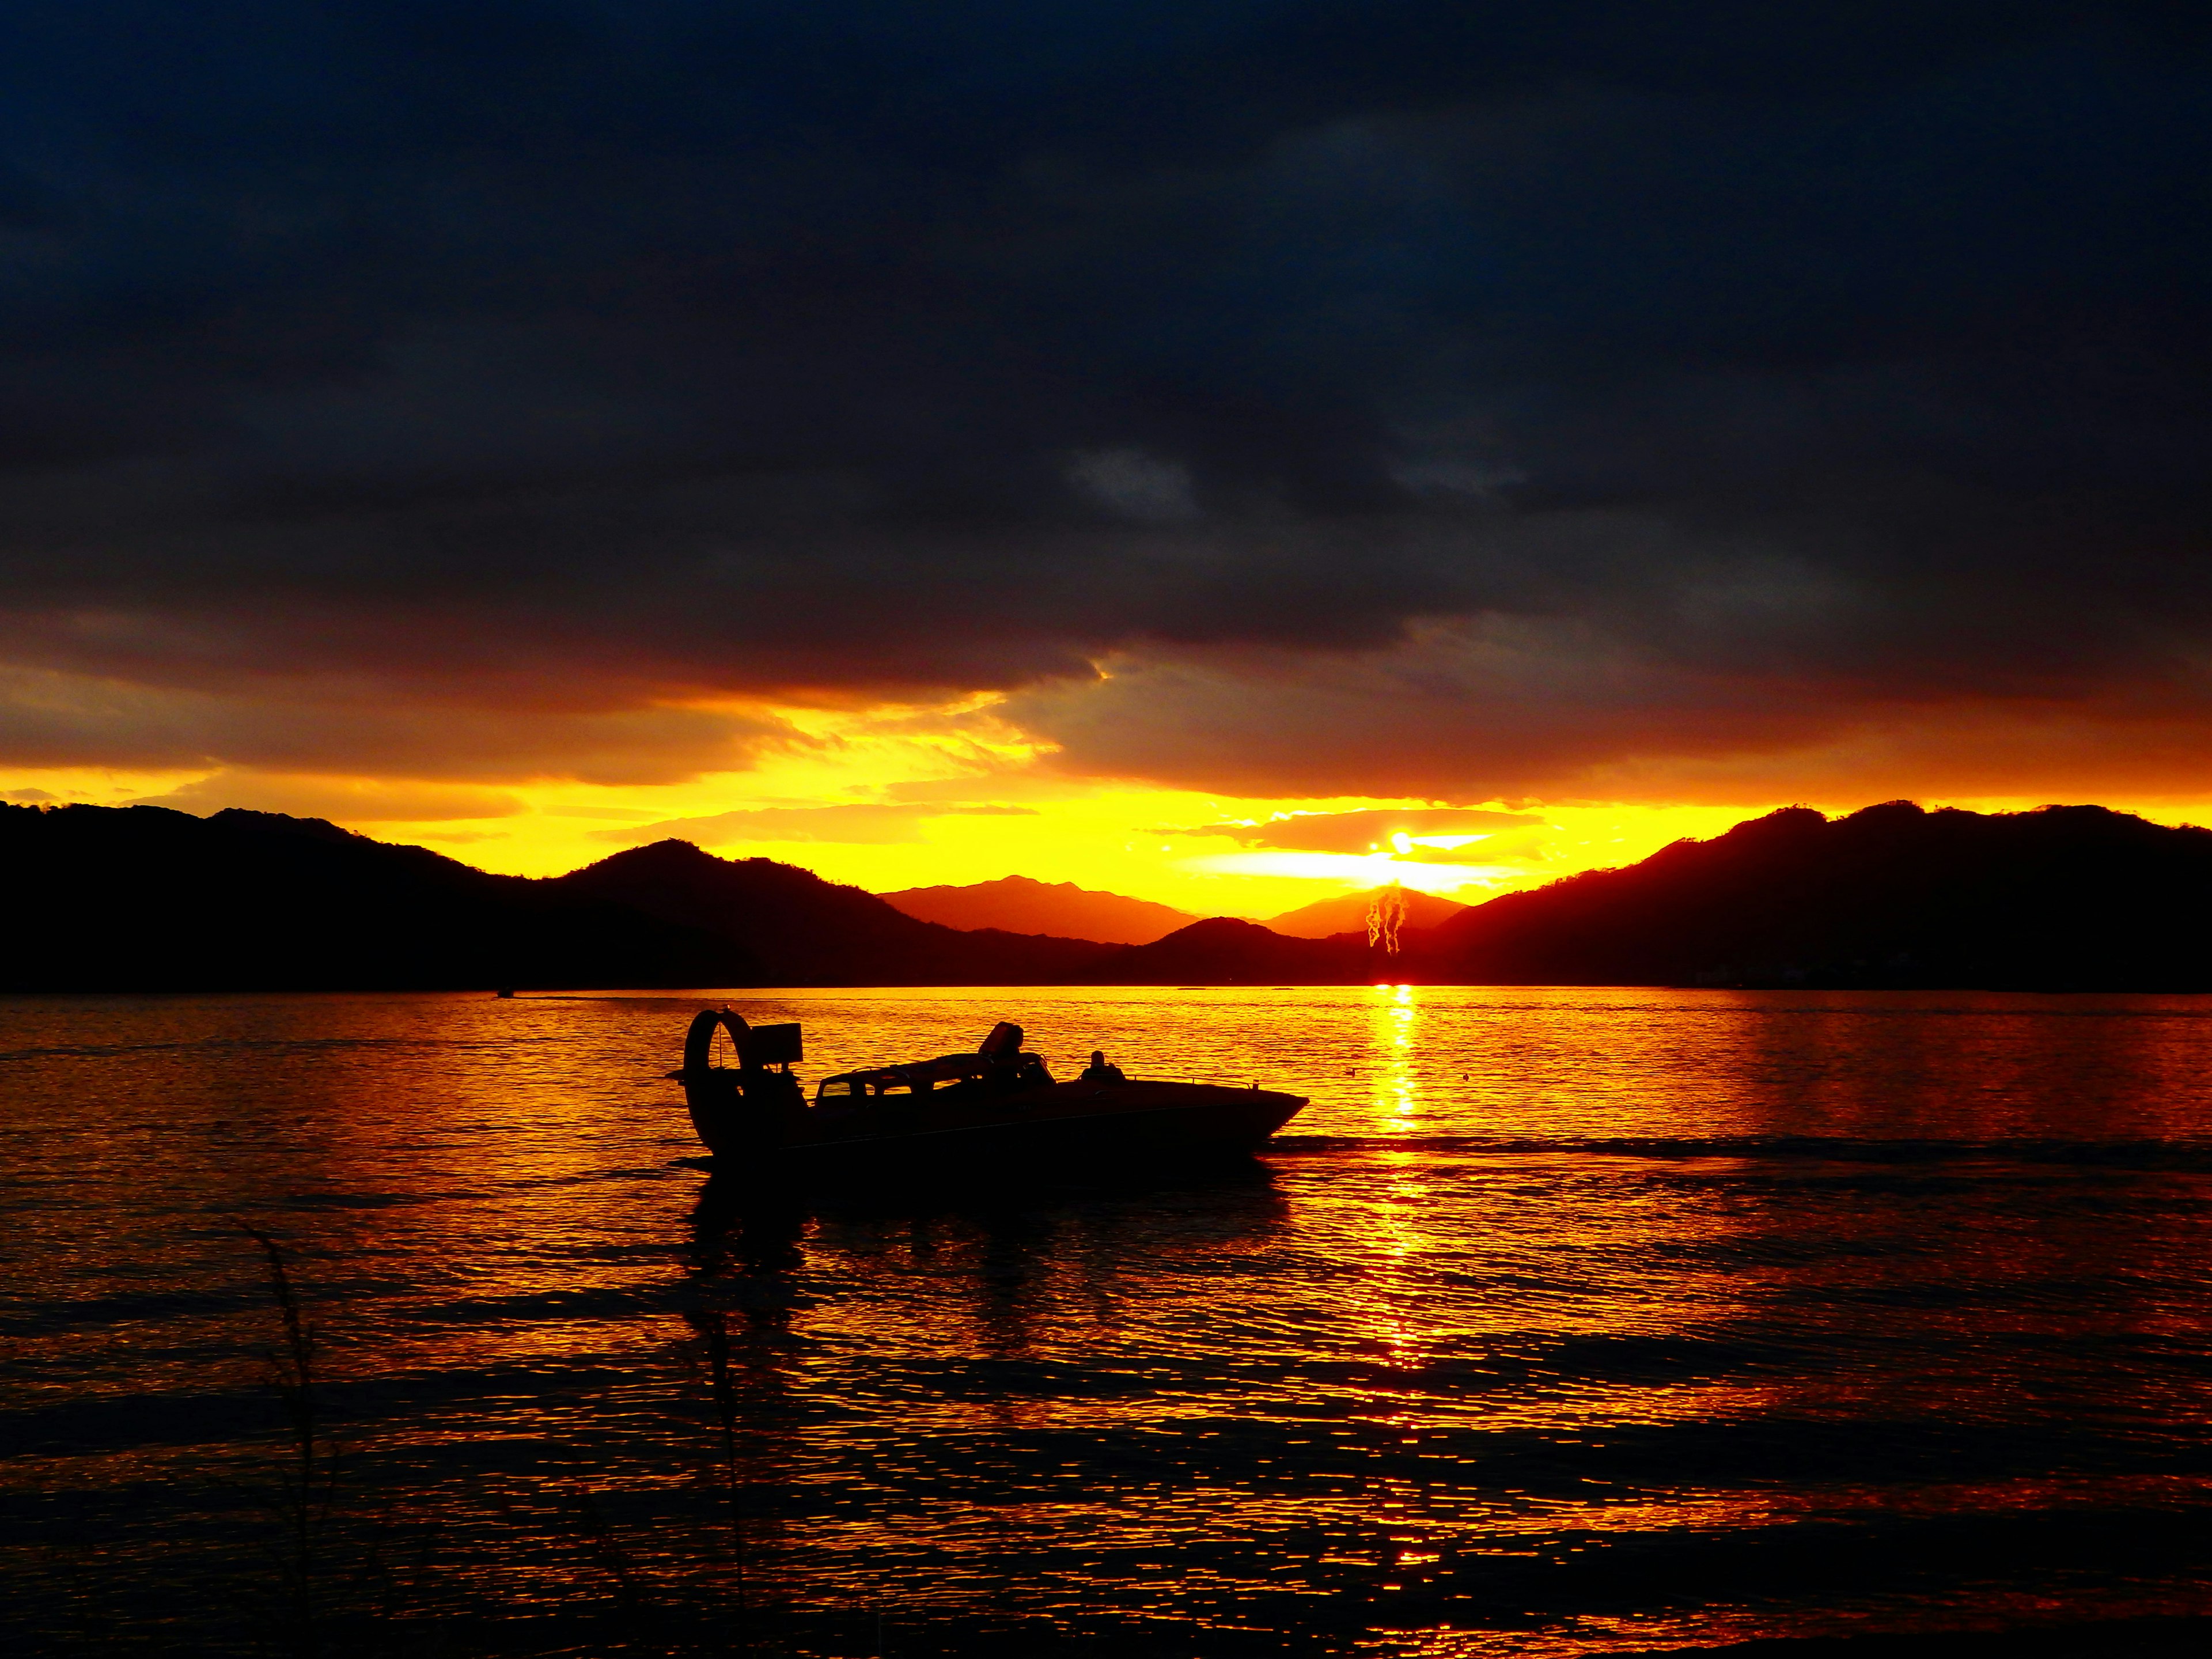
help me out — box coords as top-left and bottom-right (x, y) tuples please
(1262, 887), (1471, 939)
(0, 805), (1090, 991)
(878, 874), (1471, 943)
(879, 874), (1199, 944)
(8, 799), (2211, 992)
(1417, 800), (2212, 991)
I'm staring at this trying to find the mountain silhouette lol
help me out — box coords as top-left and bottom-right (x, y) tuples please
(1419, 801), (2212, 990)
(878, 873), (1200, 944)
(14, 799), (2212, 993)
(556, 841), (1104, 984)
(1264, 885), (1471, 940)
(1, 806), (1119, 991)
(1, 804), (751, 991)
(1078, 918), (1364, 984)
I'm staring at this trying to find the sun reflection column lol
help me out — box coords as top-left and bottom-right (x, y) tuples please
(1369, 982), (1422, 1132)
(1352, 1108), (1460, 1593)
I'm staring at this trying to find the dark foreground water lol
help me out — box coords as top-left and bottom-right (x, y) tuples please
(6, 987), (2212, 1656)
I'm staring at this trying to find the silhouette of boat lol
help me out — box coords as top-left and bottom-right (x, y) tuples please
(672, 1009), (1306, 1173)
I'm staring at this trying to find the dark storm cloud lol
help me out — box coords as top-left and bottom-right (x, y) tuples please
(2, 3), (2211, 786)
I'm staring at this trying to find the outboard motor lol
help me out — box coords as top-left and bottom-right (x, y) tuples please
(676, 1009), (808, 1157)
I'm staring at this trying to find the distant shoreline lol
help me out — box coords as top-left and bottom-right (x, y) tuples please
(9, 982), (2212, 997)
(14, 798), (2212, 996)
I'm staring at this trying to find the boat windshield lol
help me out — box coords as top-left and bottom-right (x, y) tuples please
(814, 1048), (1047, 1103)
(815, 1060), (967, 1101)
(816, 1074), (930, 1101)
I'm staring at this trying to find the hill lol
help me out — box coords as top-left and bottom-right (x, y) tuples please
(0, 806), (1107, 991)
(16, 798), (2209, 993)
(1421, 801), (2212, 990)
(556, 842), (1106, 985)
(1264, 885), (1471, 940)
(0, 804), (751, 991)
(879, 874), (1199, 944)
(1081, 918), (1367, 984)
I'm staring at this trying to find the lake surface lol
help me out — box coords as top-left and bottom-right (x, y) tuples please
(7, 986), (2212, 1656)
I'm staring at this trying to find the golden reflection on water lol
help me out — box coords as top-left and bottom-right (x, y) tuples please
(9, 987), (2212, 1654)
(1373, 982), (1422, 1127)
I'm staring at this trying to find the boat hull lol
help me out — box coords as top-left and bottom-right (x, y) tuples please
(688, 1077), (1305, 1179)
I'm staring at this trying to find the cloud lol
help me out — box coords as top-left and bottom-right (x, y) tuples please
(0, 666), (782, 784)
(1010, 615), (1837, 797)
(595, 801), (1039, 847)
(1017, 619), (2212, 804)
(1192, 848), (1520, 893)
(1066, 449), (1199, 524)
(1175, 806), (1541, 855)
(122, 771), (526, 822)
(0, 7), (2209, 797)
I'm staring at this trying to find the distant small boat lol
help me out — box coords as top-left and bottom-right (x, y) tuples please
(671, 1009), (1305, 1174)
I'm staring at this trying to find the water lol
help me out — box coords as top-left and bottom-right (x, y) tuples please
(7, 986), (2212, 1655)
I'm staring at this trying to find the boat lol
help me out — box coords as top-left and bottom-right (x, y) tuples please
(671, 1008), (1306, 1174)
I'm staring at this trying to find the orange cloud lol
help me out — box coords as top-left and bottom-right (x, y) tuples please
(594, 801), (1040, 847)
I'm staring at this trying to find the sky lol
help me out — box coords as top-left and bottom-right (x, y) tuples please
(3, 3), (2211, 915)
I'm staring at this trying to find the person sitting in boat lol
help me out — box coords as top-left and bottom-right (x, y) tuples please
(975, 1021), (1052, 1092)
(1080, 1050), (1126, 1084)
